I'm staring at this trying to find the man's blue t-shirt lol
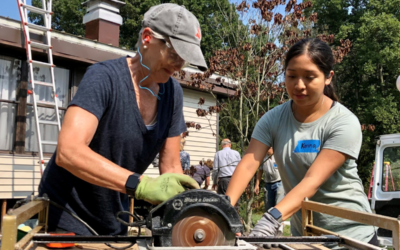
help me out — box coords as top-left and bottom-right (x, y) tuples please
(39, 56), (186, 235)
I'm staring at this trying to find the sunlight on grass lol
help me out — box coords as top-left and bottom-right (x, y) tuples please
(251, 213), (263, 225)
(283, 225), (291, 236)
(252, 212), (291, 236)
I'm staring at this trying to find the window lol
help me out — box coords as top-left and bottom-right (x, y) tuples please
(381, 146), (400, 192)
(0, 56), (20, 151)
(25, 66), (69, 153)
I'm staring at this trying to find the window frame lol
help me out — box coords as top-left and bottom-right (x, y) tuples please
(0, 55), (74, 156)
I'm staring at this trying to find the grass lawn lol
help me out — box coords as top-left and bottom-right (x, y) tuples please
(283, 225), (290, 236)
(251, 212), (263, 225)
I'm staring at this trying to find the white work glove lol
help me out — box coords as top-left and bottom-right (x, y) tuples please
(249, 212), (282, 249)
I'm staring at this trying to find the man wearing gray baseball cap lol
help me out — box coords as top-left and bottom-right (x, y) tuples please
(140, 3), (208, 71)
(39, 3), (204, 236)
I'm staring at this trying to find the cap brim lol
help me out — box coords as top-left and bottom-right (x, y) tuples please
(170, 37), (208, 72)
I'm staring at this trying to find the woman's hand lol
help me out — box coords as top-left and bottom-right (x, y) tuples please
(249, 212), (282, 249)
(135, 173), (199, 205)
(249, 212), (281, 237)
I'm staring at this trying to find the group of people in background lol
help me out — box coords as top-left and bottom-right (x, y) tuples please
(212, 139), (284, 215)
(152, 135), (283, 213)
(151, 136), (212, 189)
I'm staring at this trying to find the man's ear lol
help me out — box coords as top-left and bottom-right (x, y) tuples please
(141, 27), (153, 42)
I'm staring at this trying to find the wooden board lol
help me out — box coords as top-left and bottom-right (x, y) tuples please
(285, 244), (332, 250)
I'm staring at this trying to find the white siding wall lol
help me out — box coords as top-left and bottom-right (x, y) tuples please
(0, 154), (48, 199)
(182, 88), (217, 166)
(0, 88), (218, 198)
(144, 88), (218, 182)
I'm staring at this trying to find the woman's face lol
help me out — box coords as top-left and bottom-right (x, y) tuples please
(285, 54), (333, 107)
(141, 30), (186, 83)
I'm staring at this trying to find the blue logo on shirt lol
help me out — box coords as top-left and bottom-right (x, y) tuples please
(273, 163), (277, 168)
(294, 140), (321, 153)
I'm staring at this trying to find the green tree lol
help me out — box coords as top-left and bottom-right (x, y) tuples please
(30, 0), (86, 35)
(310, 0), (400, 191)
(29, 0), (239, 61)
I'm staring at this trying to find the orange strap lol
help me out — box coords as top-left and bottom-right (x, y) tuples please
(46, 232), (75, 249)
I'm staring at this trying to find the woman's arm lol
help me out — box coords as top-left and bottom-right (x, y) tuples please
(226, 138), (270, 205)
(56, 106), (134, 193)
(158, 136), (184, 174)
(275, 148), (348, 220)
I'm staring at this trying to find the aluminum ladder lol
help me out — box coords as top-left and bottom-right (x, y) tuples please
(17, 0), (61, 174)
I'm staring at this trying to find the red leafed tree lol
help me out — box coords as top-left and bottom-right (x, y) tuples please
(181, 0), (352, 231)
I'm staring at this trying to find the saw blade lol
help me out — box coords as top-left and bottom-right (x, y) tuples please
(171, 207), (236, 247)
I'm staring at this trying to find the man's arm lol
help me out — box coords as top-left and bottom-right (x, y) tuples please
(158, 136), (184, 174)
(212, 153), (219, 190)
(56, 106), (134, 194)
(254, 169), (263, 195)
(185, 153), (191, 171)
(204, 176), (210, 190)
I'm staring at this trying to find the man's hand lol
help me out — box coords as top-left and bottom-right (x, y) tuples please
(212, 184), (217, 191)
(135, 173), (199, 205)
(249, 212), (281, 249)
(254, 185), (260, 195)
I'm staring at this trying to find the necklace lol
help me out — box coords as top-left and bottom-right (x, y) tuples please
(136, 49), (165, 100)
(292, 96), (325, 120)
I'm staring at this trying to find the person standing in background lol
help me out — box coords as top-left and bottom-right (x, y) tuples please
(191, 160), (211, 189)
(180, 137), (190, 173)
(255, 147), (284, 239)
(254, 148), (284, 212)
(151, 153), (159, 168)
(212, 139), (241, 195)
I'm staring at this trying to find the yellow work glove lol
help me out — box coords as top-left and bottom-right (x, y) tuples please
(135, 173), (199, 205)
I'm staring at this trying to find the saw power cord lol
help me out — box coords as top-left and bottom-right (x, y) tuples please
(14, 196), (144, 250)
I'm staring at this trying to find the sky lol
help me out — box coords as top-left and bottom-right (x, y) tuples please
(1, 0), (290, 22)
(1, 0), (32, 21)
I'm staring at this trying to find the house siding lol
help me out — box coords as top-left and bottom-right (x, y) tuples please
(0, 154), (47, 199)
(143, 88), (217, 186)
(182, 88), (217, 165)
(0, 16), (221, 197)
(0, 88), (218, 198)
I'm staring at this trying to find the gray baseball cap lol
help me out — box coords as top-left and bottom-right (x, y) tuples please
(142, 3), (208, 72)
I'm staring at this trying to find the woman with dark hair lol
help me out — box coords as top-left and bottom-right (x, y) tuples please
(226, 38), (378, 245)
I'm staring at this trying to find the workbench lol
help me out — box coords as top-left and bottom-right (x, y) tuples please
(29, 243), (331, 250)
(2, 198), (398, 250)
(31, 243), (140, 250)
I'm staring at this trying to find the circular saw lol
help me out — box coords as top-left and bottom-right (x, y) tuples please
(146, 189), (243, 247)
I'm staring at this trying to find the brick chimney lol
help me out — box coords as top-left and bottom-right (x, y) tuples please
(82, 0), (125, 46)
